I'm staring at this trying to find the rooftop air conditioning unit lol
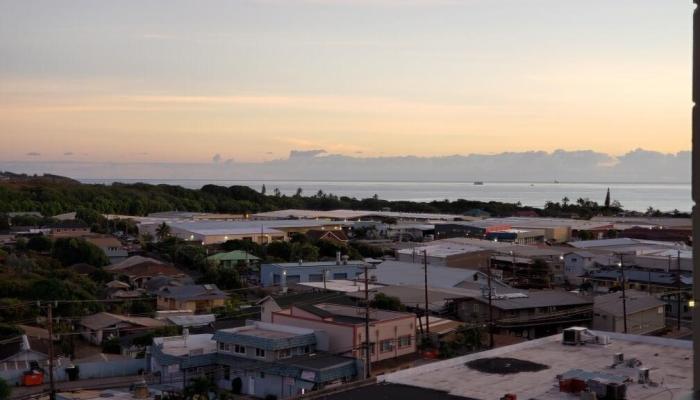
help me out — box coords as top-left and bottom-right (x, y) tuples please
(596, 335), (610, 345)
(638, 368), (650, 384)
(562, 327), (588, 345)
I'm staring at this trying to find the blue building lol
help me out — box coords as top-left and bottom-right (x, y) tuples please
(260, 259), (367, 288)
(150, 321), (359, 399)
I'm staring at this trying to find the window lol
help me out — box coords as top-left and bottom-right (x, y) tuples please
(333, 273), (347, 279)
(255, 348), (266, 358)
(286, 275), (301, 284)
(303, 345), (310, 354)
(472, 304), (480, 313)
(219, 342), (230, 352)
(380, 339), (394, 353)
(234, 345), (246, 354)
(278, 349), (292, 359)
(309, 274), (324, 282)
(398, 335), (412, 348)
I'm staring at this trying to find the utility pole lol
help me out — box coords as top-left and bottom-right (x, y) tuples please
(363, 263), (371, 379)
(677, 249), (682, 331)
(619, 254), (628, 334)
(46, 303), (56, 400)
(487, 258), (494, 349)
(423, 250), (430, 341)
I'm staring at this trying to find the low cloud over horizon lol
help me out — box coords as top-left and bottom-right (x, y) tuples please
(0, 148), (690, 184)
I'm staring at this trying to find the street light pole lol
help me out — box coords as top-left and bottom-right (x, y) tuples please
(487, 258), (494, 349)
(691, 0), (700, 393)
(618, 254), (628, 334)
(363, 263), (371, 379)
(677, 250), (682, 331)
(423, 250), (430, 341)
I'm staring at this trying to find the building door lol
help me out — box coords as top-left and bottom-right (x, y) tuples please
(231, 377), (242, 394)
(248, 377), (255, 396)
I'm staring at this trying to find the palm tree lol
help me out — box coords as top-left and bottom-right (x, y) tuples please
(155, 222), (171, 241)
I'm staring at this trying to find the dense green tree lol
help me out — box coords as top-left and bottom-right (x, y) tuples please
(184, 376), (217, 400)
(370, 293), (404, 311)
(290, 242), (319, 262)
(27, 236), (53, 252)
(51, 237), (109, 267)
(265, 241), (293, 261)
(0, 377), (12, 400)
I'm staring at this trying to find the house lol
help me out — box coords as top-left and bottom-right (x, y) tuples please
(144, 275), (194, 293)
(395, 243), (493, 268)
(0, 335), (50, 366)
(207, 250), (260, 284)
(593, 290), (666, 335)
(49, 220), (91, 238)
(257, 292), (357, 323)
(584, 267), (692, 294)
(114, 261), (188, 288)
(563, 250), (602, 284)
(106, 255), (165, 271)
(271, 303), (416, 364)
(368, 260), (494, 289)
(453, 290), (594, 339)
(207, 250), (260, 268)
(79, 312), (165, 345)
(150, 321), (359, 399)
(260, 259), (368, 288)
(84, 236), (129, 263)
(156, 284), (228, 312)
(305, 229), (350, 245)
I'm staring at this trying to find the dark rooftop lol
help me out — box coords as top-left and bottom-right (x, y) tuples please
(312, 383), (477, 400)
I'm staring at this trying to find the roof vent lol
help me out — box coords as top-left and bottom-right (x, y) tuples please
(613, 353), (624, 365)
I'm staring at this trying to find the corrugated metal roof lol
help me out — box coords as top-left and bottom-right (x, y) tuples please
(594, 290), (665, 317)
(212, 329), (316, 351)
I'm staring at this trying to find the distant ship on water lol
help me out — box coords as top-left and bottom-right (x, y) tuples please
(474, 181), (484, 185)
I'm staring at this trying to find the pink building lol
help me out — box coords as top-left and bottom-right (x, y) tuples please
(269, 302), (416, 364)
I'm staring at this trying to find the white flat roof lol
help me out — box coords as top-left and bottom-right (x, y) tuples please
(252, 209), (466, 221)
(153, 334), (216, 356)
(381, 331), (692, 399)
(396, 243), (486, 258)
(295, 279), (383, 293)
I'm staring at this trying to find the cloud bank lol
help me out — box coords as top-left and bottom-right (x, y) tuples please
(0, 149), (689, 183)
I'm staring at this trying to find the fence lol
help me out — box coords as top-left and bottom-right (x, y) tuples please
(0, 357), (147, 385)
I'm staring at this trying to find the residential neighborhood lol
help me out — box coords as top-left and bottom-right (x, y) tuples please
(0, 203), (695, 399)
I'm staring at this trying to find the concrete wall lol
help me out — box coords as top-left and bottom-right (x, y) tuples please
(594, 307), (666, 335)
(272, 312), (355, 356)
(260, 264), (365, 287)
(272, 310), (416, 363)
(0, 358), (146, 385)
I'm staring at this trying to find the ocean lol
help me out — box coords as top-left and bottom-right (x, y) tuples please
(79, 179), (692, 213)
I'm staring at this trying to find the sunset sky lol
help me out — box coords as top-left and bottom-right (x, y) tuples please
(0, 0), (692, 163)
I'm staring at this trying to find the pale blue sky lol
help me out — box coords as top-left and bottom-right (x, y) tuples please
(0, 0), (692, 162)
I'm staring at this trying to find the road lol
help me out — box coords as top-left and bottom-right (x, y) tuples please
(10, 375), (150, 400)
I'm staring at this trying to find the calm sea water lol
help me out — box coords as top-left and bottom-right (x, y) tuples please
(80, 179), (691, 213)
